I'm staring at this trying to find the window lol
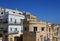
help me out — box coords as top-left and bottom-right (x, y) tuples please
(13, 12), (15, 13)
(10, 28), (12, 31)
(24, 27), (27, 31)
(34, 27), (37, 32)
(40, 36), (42, 41)
(21, 27), (23, 32)
(15, 28), (17, 31)
(58, 28), (60, 33)
(19, 13), (21, 14)
(20, 19), (23, 24)
(1, 12), (3, 14)
(57, 28), (59, 35)
(56, 38), (58, 41)
(44, 37), (47, 41)
(41, 27), (44, 31)
(10, 18), (12, 22)
(49, 28), (51, 32)
(24, 27), (29, 31)
(15, 19), (16, 23)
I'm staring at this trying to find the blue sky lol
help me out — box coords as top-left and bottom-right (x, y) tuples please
(0, 0), (60, 24)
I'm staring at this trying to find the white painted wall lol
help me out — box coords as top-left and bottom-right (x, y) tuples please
(7, 9), (24, 34)
(8, 15), (23, 24)
(8, 25), (23, 34)
(0, 8), (25, 34)
(5, 9), (22, 15)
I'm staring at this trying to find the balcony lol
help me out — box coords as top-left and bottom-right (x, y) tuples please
(0, 19), (8, 23)
(8, 22), (23, 25)
(8, 31), (19, 35)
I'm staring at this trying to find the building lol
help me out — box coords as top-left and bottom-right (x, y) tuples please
(0, 8), (60, 41)
(23, 12), (47, 41)
(46, 23), (53, 41)
(0, 8), (25, 41)
(58, 24), (60, 41)
(52, 24), (60, 41)
(0, 8), (8, 41)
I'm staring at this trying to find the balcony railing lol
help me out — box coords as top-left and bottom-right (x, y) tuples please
(0, 19), (8, 23)
(8, 31), (19, 35)
(8, 22), (23, 25)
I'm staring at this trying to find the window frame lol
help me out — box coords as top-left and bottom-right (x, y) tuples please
(10, 18), (12, 22)
(15, 19), (16, 23)
(10, 28), (12, 31)
(49, 28), (51, 32)
(33, 27), (37, 32)
(41, 27), (44, 31)
(1, 12), (3, 15)
(15, 28), (17, 31)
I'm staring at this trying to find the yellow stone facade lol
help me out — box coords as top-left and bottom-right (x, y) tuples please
(23, 12), (60, 41)
(23, 12), (48, 41)
(8, 33), (21, 41)
(46, 23), (53, 41)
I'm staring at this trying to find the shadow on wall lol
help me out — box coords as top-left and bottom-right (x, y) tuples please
(19, 34), (23, 41)
(14, 34), (23, 41)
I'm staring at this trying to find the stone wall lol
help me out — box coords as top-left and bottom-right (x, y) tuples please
(23, 31), (36, 41)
